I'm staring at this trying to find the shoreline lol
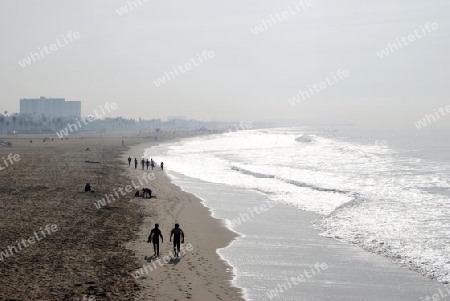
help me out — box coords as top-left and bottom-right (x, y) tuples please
(139, 131), (450, 300)
(3, 129), (446, 300)
(160, 170), (450, 300)
(124, 140), (244, 300)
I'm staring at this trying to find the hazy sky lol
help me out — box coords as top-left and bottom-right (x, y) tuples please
(0, 0), (448, 126)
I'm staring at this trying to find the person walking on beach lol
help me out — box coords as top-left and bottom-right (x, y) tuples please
(160, 162), (164, 170)
(151, 158), (155, 170)
(134, 158), (138, 169)
(170, 223), (184, 257)
(128, 156), (131, 167)
(148, 223), (163, 257)
(141, 158), (145, 170)
(145, 159), (150, 170)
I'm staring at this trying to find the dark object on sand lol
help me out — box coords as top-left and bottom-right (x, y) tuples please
(85, 160), (100, 164)
(85, 148), (90, 151)
(0, 140), (12, 147)
(142, 188), (152, 198)
(85, 183), (94, 192)
(135, 189), (156, 199)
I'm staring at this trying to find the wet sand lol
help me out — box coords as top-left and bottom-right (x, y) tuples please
(124, 141), (243, 301)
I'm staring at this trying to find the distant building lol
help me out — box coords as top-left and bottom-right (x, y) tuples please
(166, 116), (187, 128)
(64, 101), (81, 118)
(167, 116), (186, 122)
(20, 96), (81, 119)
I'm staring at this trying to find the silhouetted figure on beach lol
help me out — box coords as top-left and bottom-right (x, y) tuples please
(85, 183), (93, 192)
(146, 159), (150, 170)
(148, 223), (163, 257)
(134, 158), (138, 169)
(142, 188), (152, 198)
(128, 156), (131, 166)
(141, 158), (145, 170)
(160, 162), (164, 170)
(170, 223), (184, 257)
(151, 158), (155, 170)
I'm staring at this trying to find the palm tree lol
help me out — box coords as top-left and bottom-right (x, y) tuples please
(11, 115), (17, 132)
(0, 116), (3, 134)
(56, 117), (62, 130)
(51, 117), (57, 130)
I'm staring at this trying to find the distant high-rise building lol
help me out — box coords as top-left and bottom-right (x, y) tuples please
(167, 116), (186, 122)
(20, 96), (81, 118)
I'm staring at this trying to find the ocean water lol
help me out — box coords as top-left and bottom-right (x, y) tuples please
(145, 126), (450, 299)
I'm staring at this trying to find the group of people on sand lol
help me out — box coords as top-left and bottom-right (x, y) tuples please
(128, 156), (163, 171)
(135, 187), (153, 198)
(148, 223), (185, 257)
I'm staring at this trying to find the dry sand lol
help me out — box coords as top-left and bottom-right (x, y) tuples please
(0, 133), (243, 300)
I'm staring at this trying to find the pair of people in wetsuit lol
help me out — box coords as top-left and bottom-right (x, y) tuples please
(147, 223), (184, 257)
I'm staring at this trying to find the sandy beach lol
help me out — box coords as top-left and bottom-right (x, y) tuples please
(0, 133), (243, 300)
(124, 142), (243, 301)
(4, 130), (447, 301)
